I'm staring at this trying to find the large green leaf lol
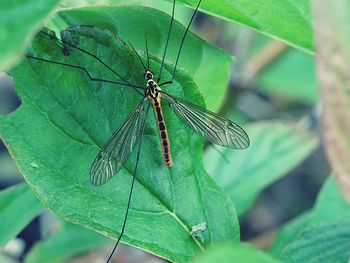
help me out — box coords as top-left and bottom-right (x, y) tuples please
(25, 222), (110, 263)
(191, 241), (282, 263)
(172, 0), (313, 52)
(0, 183), (43, 247)
(281, 221), (350, 263)
(204, 121), (318, 215)
(270, 175), (350, 256)
(0, 24), (239, 262)
(0, 0), (61, 71)
(56, 5), (231, 111)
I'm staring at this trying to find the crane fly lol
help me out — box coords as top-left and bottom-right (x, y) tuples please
(25, 0), (250, 261)
(89, 69), (250, 186)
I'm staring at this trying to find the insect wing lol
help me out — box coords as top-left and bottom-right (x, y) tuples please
(162, 92), (250, 149)
(90, 99), (147, 186)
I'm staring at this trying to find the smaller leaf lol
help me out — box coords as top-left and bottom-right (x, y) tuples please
(270, 175), (350, 256)
(204, 121), (319, 215)
(281, 221), (350, 263)
(25, 222), (110, 263)
(0, 183), (43, 246)
(191, 241), (282, 263)
(172, 0), (313, 52)
(269, 211), (312, 256)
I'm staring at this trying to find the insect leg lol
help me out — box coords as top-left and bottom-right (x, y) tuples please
(36, 29), (144, 93)
(105, 103), (151, 263)
(145, 35), (150, 70)
(127, 41), (147, 72)
(26, 55), (143, 95)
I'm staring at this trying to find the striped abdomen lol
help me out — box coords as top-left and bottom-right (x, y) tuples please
(152, 99), (172, 166)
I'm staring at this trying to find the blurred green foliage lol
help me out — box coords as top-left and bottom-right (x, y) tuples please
(0, 0), (349, 263)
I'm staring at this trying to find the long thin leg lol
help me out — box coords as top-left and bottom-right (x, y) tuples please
(105, 104), (151, 263)
(26, 55), (144, 95)
(171, 0), (202, 81)
(157, 0), (176, 82)
(145, 35), (150, 70)
(127, 41), (147, 72)
(37, 30), (142, 91)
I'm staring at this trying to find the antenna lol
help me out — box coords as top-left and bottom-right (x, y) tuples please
(157, 0), (176, 82)
(171, 0), (202, 81)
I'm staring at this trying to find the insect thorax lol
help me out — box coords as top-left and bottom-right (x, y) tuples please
(145, 70), (162, 103)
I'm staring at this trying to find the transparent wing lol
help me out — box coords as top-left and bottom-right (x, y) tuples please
(90, 99), (147, 186)
(162, 92), (250, 149)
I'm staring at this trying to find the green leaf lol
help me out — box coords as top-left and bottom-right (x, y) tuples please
(270, 175), (350, 256)
(25, 222), (110, 263)
(191, 241), (282, 263)
(269, 210), (312, 257)
(57, 5), (231, 111)
(204, 121), (319, 215)
(0, 25), (239, 262)
(0, 0), (61, 71)
(281, 221), (350, 263)
(0, 183), (43, 247)
(172, 0), (313, 52)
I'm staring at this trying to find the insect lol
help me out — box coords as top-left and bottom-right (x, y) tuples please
(24, 0), (249, 262)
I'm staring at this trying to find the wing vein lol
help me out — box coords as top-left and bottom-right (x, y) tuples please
(163, 92), (249, 149)
(90, 98), (147, 186)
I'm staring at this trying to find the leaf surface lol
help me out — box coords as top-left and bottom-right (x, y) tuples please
(270, 175), (350, 256)
(173, 0), (313, 52)
(191, 241), (282, 263)
(281, 221), (350, 263)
